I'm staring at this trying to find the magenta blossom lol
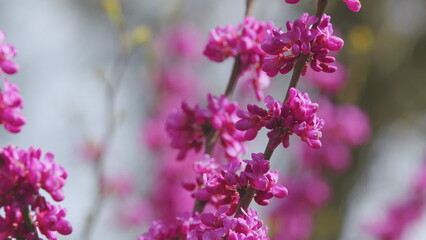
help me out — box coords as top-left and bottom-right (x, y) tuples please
(140, 212), (201, 240)
(236, 88), (324, 150)
(240, 153), (288, 205)
(190, 155), (241, 214)
(166, 94), (246, 160)
(261, 13), (344, 77)
(284, 0), (361, 12)
(0, 31), (19, 76)
(165, 101), (206, 160)
(188, 207), (270, 240)
(204, 17), (275, 100)
(0, 145), (72, 239)
(0, 79), (25, 133)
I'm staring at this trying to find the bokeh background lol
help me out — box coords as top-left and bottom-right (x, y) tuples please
(0, 0), (426, 239)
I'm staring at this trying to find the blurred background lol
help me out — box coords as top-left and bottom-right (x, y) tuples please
(0, 0), (426, 239)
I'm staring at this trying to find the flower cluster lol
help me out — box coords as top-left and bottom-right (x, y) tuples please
(140, 207), (269, 240)
(284, 0), (361, 12)
(0, 145), (72, 239)
(166, 94), (246, 160)
(236, 88), (324, 150)
(139, 212), (201, 240)
(188, 153), (287, 214)
(204, 17), (275, 100)
(165, 101), (206, 160)
(189, 155), (241, 213)
(240, 153), (288, 205)
(261, 13), (343, 77)
(189, 207), (269, 240)
(0, 31), (24, 134)
(0, 79), (25, 133)
(0, 30), (19, 76)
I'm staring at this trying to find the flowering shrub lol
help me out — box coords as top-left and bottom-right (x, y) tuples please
(261, 13), (343, 77)
(8, 1), (426, 240)
(204, 17), (274, 100)
(0, 29), (72, 240)
(236, 88), (324, 149)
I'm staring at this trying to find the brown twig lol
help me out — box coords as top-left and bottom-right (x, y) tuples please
(80, 20), (130, 240)
(192, 0), (256, 214)
(245, 0), (256, 16)
(234, 0), (329, 217)
(20, 206), (39, 240)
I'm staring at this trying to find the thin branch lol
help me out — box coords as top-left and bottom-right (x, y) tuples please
(80, 27), (130, 240)
(192, 0), (255, 214)
(234, 0), (329, 217)
(224, 55), (243, 98)
(245, 0), (256, 17)
(20, 205), (39, 240)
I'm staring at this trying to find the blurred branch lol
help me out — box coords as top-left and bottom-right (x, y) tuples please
(80, 1), (132, 239)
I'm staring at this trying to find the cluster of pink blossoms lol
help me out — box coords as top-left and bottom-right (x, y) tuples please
(0, 145), (72, 239)
(0, 78), (25, 133)
(0, 31), (19, 76)
(261, 13), (343, 77)
(0, 31), (25, 133)
(284, 0), (361, 12)
(204, 17), (274, 100)
(186, 153), (287, 213)
(140, 207), (269, 240)
(166, 94), (246, 160)
(0, 30), (71, 240)
(236, 88), (324, 150)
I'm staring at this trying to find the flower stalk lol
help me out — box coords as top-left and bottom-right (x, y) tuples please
(235, 0), (329, 217)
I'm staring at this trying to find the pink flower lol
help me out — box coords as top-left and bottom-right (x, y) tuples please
(204, 24), (239, 62)
(261, 13), (343, 77)
(0, 31), (19, 76)
(236, 88), (324, 150)
(206, 94), (246, 159)
(165, 101), (207, 160)
(187, 207), (270, 240)
(240, 153), (288, 205)
(0, 79), (25, 133)
(35, 203), (73, 239)
(166, 95), (246, 160)
(0, 145), (72, 239)
(190, 155), (241, 212)
(343, 0), (361, 12)
(204, 17), (275, 100)
(285, 0), (301, 3)
(140, 212), (201, 240)
(284, 0), (361, 12)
